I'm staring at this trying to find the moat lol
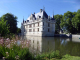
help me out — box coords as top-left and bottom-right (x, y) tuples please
(22, 36), (80, 56)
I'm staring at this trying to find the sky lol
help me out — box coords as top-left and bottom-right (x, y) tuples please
(0, 0), (80, 28)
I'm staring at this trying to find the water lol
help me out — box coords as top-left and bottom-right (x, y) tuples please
(23, 36), (80, 56)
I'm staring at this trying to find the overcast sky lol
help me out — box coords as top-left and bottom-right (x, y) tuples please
(0, 0), (80, 28)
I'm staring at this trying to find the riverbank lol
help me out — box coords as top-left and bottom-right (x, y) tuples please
(0, 44), (80, 60)
(54, 34), (80, 38)
(0, 36), (80, 60)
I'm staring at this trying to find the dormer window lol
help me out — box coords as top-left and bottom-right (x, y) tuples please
(27, 20), (29, 22)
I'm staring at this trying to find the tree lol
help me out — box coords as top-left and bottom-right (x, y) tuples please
(72, 13), (80, 33)
(1, 13), (17, 33)
(17, 28), (21, 34)
(77, 9), (80, 14)
(0, 20), (9, 36)
(60, 11), (74, 33)
(54, 14), (63, 33)
(0, 17), (1, 20)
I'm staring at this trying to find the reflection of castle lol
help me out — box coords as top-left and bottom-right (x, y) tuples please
(21, 9), (56, 36)
(25, 36), (55, 54)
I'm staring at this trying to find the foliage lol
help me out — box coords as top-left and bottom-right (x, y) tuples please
(17, 28), (21, 34)
(60, 11), (74, 33)
(1, 13), (17, 34)
(0, 37), (34, 60)
(0, 20), (9, 36)
(0, 39), (80, 60)
(59, 9), (80, 34)
(54, 14), (63, 33)
(35, 50), (62, 60)
(77, 9), (80, 14)
(61, 54), (80, 60)
(0, 45), (34, 60)
(72, 13), (80, 33)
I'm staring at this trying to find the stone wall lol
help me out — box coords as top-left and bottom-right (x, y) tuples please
(22, 19), (55, 37)
(72, 35), (80, 38)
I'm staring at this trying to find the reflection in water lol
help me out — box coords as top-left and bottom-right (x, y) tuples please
(23, 36), (80, 56)
(24, 36), (55, 55)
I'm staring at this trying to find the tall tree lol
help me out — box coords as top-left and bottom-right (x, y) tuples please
(72, 12), (80, 33)
(54, 14), (63, 33)
(60, 11), (74, 33)
(1, 13), (17, 33)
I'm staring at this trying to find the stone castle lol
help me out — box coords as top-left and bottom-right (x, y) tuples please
(21, 9), (56, 36)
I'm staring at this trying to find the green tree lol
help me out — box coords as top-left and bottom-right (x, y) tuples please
(0, 17), (1, 20)
(54, 14), (63, 33)
(0, 20), (9, 36)
(60, 11), (75, 33)
(1, 13), (17, 33)
(17, 28), (21, 34)
(72, 13), (80, 33)
(77, 9), (80, 14)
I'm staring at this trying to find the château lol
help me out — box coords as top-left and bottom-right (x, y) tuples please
(21, 9), (56, 36)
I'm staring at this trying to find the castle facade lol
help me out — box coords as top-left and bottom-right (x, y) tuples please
(21, 9), (56, 36)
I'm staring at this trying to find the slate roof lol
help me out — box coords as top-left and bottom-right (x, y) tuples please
(26, 9), (48, 21)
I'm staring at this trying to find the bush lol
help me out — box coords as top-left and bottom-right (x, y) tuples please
(0, 20), (9, 36)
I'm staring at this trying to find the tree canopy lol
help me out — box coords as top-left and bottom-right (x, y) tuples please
(60, 9), (80, 34)
(54, 14), (63, 33)
(1, 13), (18, 33)
(54, 9), (80, 34)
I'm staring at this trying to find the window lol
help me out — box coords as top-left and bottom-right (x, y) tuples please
(38, 28), (39, 32)
(48, 23), (50, 27)
(33, 24), (35, 27)
(48, 28), (50, 32)
(29, 29), (32, 32)
(29, 25), (32, 28)
(38, 23), (39, 26)
(33, 29), (35, 32)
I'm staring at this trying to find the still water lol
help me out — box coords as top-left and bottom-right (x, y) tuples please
(23, 36), (80, 56)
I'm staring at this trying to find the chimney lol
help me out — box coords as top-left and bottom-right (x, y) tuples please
(40, 9), (42, 13)
(34, 12), (35, 15)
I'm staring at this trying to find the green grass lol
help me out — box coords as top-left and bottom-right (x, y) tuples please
(61, 54), (80, 60)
